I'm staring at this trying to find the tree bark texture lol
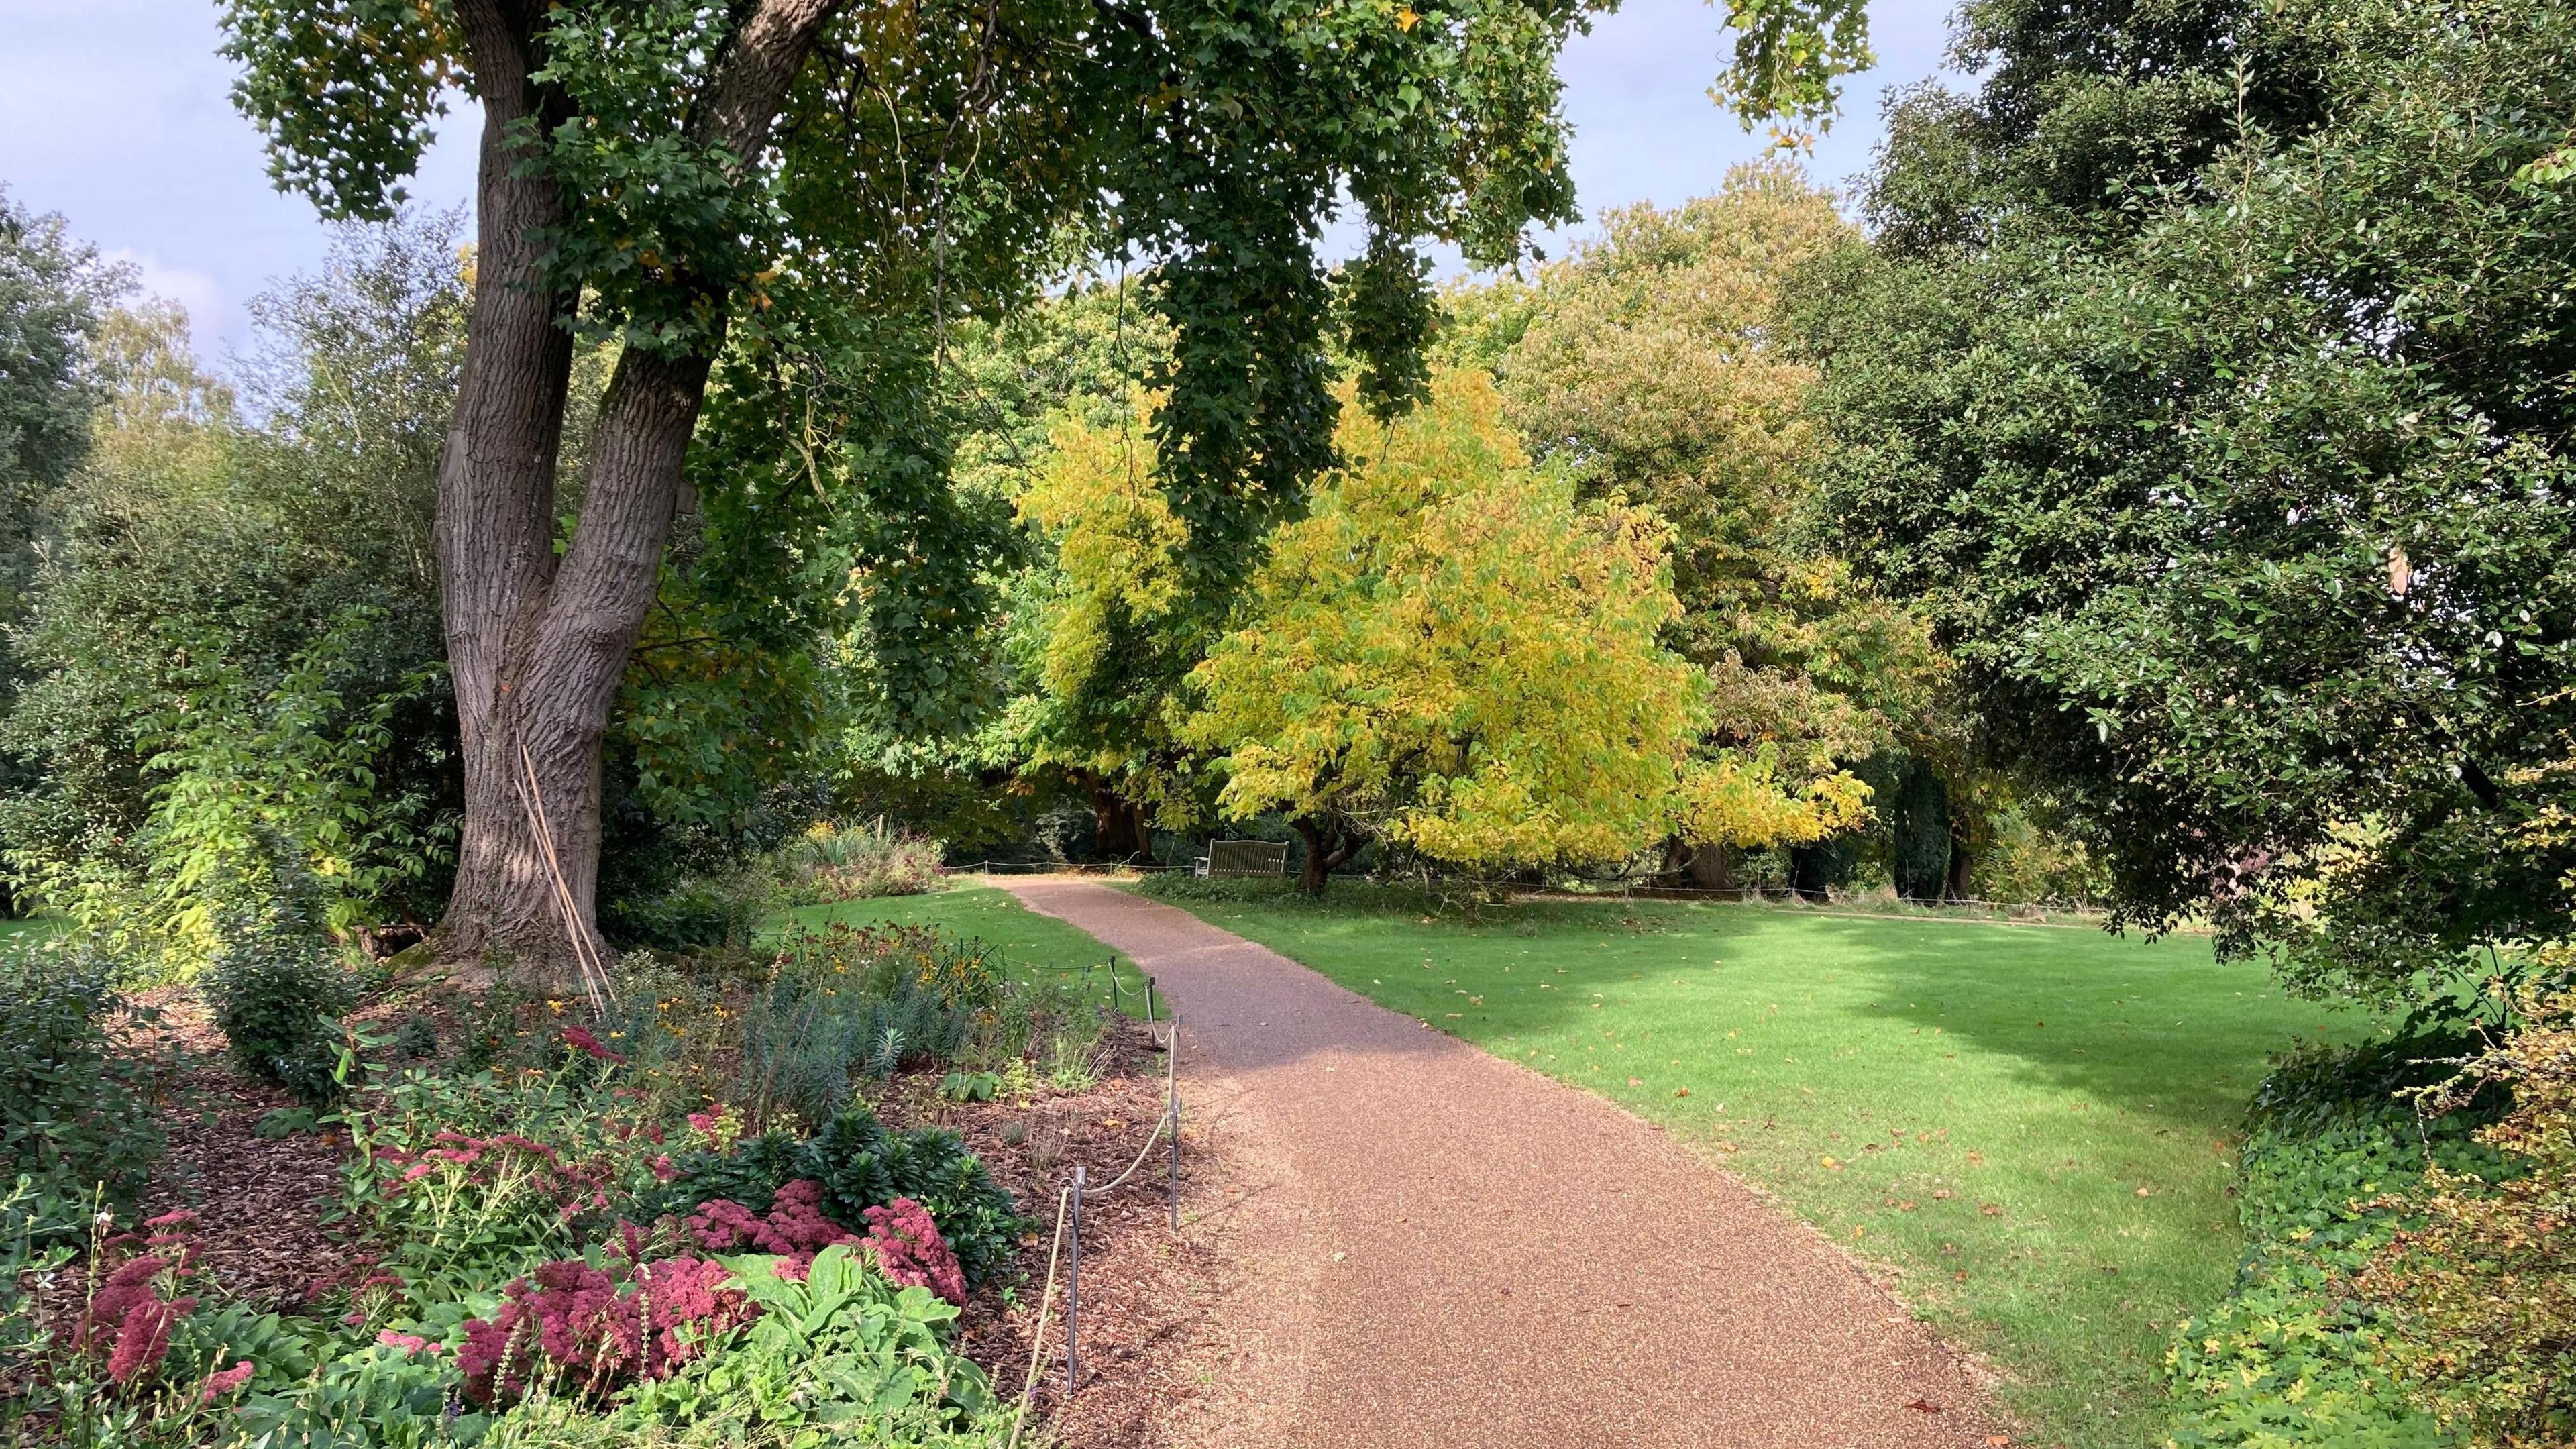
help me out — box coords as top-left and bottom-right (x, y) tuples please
(433, 0), (841, 981)
(1945, 811), (1976, 904)
(1687, 843), (1732, 892)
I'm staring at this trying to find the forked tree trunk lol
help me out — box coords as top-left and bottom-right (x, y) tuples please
(439, 347), (714, 981)
(1293, 816), (1366, 895)
(431, 1), (580, 980)
(430, 0), (840, 984)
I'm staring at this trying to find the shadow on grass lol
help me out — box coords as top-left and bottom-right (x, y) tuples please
(1128, 876), (2365, 1130)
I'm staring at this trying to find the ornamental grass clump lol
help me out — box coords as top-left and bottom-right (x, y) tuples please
(782, 820), (946, 902)
(736, 924), (1005, 1126)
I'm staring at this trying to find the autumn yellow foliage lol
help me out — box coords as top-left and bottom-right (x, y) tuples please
(1177, 371), (1684, 871)
(1021, 368), (1870, 877)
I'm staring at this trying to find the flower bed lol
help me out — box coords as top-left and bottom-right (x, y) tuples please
(1, 923), (1191, 1448)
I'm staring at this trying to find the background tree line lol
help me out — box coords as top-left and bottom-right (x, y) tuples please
(1, 0), (2565, 1015)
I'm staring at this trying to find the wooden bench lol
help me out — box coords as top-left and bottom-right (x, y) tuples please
(1195, 839), (1290, 878)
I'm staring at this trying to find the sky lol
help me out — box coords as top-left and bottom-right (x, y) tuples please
(0, 0), (1958, 362)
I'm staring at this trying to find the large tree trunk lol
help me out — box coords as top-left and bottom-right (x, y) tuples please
(431, 0), (580, 978)
(1091, 785), (1150, 863)
(432, 0), (841, 983)
(1945, 810), (1976, 903)
(440, 348), (713, 980)
(1687, 843), (1732, 892)
(1293, 816), (1366, 895)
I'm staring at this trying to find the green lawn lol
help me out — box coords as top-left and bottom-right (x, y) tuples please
(780, 881), (1157, 1018)
(1126, 882), (2371, 1449)
(0, 915), (63, 949)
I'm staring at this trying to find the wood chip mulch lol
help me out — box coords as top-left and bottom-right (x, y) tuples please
(117, 991), (369, 1307)
(927, 1019), (1242, 1448)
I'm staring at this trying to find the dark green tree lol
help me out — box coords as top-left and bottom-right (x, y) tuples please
(0, 191), (126, 592)
(1800, 0), (2576, 1005)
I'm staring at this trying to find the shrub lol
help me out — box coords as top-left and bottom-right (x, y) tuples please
(633, 1104), (1025, 1291)
(2163, 1035), (2508, 1448)
(600, 869), (775, 953)
(781, 820), (945, 902)
(619, 1244), (998, 1438)
(2363, 985), (2576, 1443)
(337, 1057), (672, 1301)
(734, 924), (1002, 1126)
(0, 945), (168, 1244)
(207, 900), (355, 1105)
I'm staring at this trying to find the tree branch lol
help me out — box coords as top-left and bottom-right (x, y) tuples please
(694, 0), (848, 166)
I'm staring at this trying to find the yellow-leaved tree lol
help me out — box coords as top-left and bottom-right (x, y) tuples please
(1011, 394), (1203, 857)
(1448, 164), (1937, 891)
(1181, 369), (1866, 892)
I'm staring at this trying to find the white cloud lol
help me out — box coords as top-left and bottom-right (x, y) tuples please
(103, 249), (229, 356)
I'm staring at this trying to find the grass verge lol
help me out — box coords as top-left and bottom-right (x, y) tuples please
(1126, 877), (2373, 1449)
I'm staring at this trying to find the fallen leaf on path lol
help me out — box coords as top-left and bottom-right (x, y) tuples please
(1905, 1398), (1941, 1413)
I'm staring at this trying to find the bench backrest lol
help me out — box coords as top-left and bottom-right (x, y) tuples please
(1206, 839), (1289, 877)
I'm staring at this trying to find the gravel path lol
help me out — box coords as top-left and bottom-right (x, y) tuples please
(1000, 877), (1997, 1449)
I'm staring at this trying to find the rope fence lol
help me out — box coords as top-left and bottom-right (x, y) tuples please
(946, 859), (2108, 920)
(1006, 970), (1184, 1439)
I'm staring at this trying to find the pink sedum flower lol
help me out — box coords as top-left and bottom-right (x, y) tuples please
(200, 1360), (254, 1403)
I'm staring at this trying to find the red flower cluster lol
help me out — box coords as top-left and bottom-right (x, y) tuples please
(376, 1130), (614, 1219)
(561, 1025), (627, 1063)
(861, 1197), (967, 1305)
(686, 1179), (859, 1279)
(199, 1359), (254, 1403)
(456, 1253), (750, 1407)
(80, 1212), (210, 1388)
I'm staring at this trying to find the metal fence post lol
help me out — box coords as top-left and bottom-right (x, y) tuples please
(1167, 1018), (1181, 1232)
(1066, 1164), (1083, 1395)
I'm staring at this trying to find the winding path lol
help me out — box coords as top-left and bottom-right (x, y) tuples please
(1000, 877), (1995, 1449)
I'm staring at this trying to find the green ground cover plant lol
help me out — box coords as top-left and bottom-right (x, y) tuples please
(0, 944), (170, 1244)
(12, 1011), (1013, 1446)
(1129, 879), (2372, 1447)
(2161, 1036), (2507, 1449)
